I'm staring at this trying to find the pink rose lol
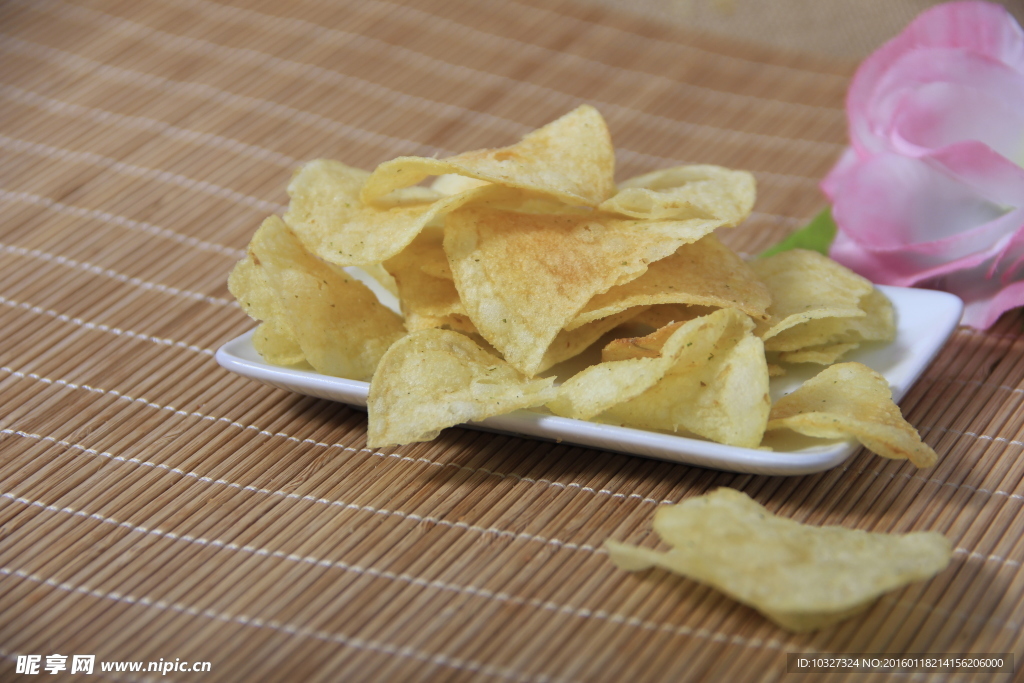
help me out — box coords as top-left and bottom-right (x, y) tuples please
(823, 1), (1024, 329)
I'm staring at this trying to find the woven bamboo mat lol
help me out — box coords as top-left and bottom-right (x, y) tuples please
(1, 0), (1021, 680)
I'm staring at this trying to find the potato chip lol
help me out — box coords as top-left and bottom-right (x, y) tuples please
(444, 205), (729, 376)
(599, 165), (755, 225)
(627, 304), (713, 333)
(567, 234), (770, 330)
(753, 249), (873, 344)
(229, 241), (309, 366)
(767, 287), (896, 356)
(549, 309), (770, 447)
(419, 259), (453, 281)
(367, 329), (557, 447)
(843, 288), (897, 341)
(283, 158), (522, 267)
(430, 173), (491, 195)
(229, 254), (276, 320)
(766, 362), (938, 467)
(360, 105), (616, 207)
(397, 224), (455, 281)
(230, 215), (406, 380)
(776, 342), (859, 365)
(600, 319), (770, 449)
(605, 488), (951, 632)
(382, 227), (468, 332)
(251, 320), (305, 366)
(599, 314), (693, 363)
(356, 262), (400, 298)
(547, 319), (699, 420)
(386, 224), (649, 368)
(537, 307), (649, 374)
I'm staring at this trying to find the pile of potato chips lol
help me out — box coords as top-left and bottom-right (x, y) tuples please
(229, 104), (936, 468)
(228, 105), (950, 632)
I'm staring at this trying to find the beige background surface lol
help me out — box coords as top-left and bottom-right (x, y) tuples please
(2, 0), (1023, 681)
(592, 0), (1024, 57)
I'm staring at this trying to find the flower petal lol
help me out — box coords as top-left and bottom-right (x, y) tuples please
(889, 78), (1024, 161)
(851, 1), (1024, 102)
(830, 153), (1014, 245)
(930, 264), (1024, 329)
(854, 48), (1024, 156)
(848, 1), (1024, 154)
(925, 141), (1024, 205)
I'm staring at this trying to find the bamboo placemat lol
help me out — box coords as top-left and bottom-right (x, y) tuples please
(1, 0), (1021, 680)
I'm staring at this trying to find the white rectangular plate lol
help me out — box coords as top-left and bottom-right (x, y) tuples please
(216, 285), (963, 475)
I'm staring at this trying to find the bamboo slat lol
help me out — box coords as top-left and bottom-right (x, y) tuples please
(1, 0), (1021, 680)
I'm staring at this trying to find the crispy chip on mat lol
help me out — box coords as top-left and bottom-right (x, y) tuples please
(767, 362), (938, 467)
(367, 329), (557, 447)
(360, 105), (616, 207)
(605, 488), (951, 632)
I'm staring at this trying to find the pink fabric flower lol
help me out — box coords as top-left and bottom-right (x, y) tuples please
(823, 1), (1024, 328)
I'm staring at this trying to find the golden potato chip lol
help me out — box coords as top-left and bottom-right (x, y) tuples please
(360, 105), (616, 207)
(843, 287), (897, 342)
(229, 255), (276, 320)
(230, 215), (406, 380)
(229, 244), (306, 365)
(382, 227), (467, 332)
(753, 249), (873, 344)
(430, 173), (491, 195)
(599, 165), (755, 225)
(283, 158), (522, 268)
(251, 320), (305, 366)
(600, 318), (770, 448)
(420, 258), (453, 281)
(384, 225), (646, 368)
(549, 309), (770, 447)
(367, 329), (557, 447)
(599, 314), (692, 363)
(767, 287), (896, 355)
(567, 234), (770, 330)
(605, 488), (951, 632)
(537, 306), (649, 374)
(766, 362), (938, 467)
(444, 205), (729, 376)
(403, 225), (455, 281)
(627, 304), (713, 333)
(548, 316), (709, 420)
(776, 342), (859, 365)
(356, 262), (400, 298)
